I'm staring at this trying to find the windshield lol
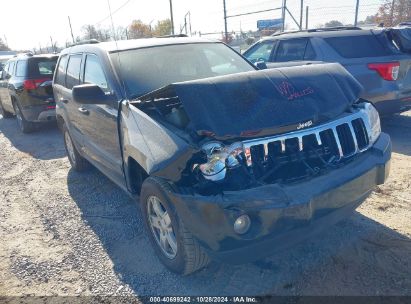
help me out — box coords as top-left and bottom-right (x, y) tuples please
(110, 42), (255, 98)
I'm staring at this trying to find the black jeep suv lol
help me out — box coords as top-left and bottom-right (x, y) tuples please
(0, 53), (58, 133)
(54, 38), (390, 275)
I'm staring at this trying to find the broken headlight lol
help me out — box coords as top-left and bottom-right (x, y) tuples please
(363, 103), (381, 145)
(198, 142), (243, 182)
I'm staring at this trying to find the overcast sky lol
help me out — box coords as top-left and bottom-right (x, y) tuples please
(1, 0), (382, 50)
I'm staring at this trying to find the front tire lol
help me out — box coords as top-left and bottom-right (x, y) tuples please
(12, 100), (35, 133)
(62, 123), (90, 171)
(140, 177), (209, 275)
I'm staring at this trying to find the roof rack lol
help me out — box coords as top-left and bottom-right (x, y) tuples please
(307, 26), (362, 32)
(156, 34), (188, 38)
(14, 52), (34, 58)
(271, 26), (362, 36)
(69, 39), (100, 47)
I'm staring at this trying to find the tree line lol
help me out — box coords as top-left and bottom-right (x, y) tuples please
(79, 19), (172, 44)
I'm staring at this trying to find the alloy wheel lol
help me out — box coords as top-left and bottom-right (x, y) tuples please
(147, 195), (178, 259)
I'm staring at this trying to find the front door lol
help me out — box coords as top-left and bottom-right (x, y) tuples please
(77, 53), (124, 185)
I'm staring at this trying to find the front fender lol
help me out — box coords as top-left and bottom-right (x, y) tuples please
(120, 101), (196, 182)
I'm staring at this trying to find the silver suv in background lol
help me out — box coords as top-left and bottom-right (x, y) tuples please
(243, 27), (411, 115)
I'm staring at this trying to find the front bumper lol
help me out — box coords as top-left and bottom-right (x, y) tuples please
(168, 133), (391, 264)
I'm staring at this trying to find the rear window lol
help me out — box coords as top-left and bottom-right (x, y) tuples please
(28, 57), (58, 77)
(325, 35), (393, 58)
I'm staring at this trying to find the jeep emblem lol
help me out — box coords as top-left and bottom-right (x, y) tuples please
(297, 120), (313, 130)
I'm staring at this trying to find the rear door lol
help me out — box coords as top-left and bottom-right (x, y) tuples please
(77, 53), (124, 185)
(266, 37), (322, 68)
(23, 57), (57, 107)
(54, 54), (85, 147)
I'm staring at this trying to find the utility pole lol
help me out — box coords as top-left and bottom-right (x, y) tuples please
(305, 6), (309, 29)
(50, 36), (54, 53)
(281, 0), (287, 32)
(354, 0), (360, 26)
(223, 0), (228, 42)
(68, 16), (75, 44)
(149, 19), (154, 37)
(188, 11), (192, 36)
(299, 0), (303, 30)
(3, 35), (8, 48)
(169, 0), (175, 35)
(390, 0), (395, 26)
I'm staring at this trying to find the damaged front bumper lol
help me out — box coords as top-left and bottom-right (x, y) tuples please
(168, 133), (391, 264)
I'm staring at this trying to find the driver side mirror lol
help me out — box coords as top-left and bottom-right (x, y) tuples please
(255, 60), (268, 70)
(0, 71), (4, 80)
(72, 84), (113, 104)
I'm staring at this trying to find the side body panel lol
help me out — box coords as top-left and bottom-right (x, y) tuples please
(0, 61), (14, 112)
(121, 100), (196, 184)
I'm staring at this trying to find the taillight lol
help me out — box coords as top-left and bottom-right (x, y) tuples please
(23, 78), (51, 90)
(367, 62), (400, 81)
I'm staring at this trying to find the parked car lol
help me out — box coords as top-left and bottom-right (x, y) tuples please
(54, 38), (391, 275)
(0, 53), (58, 133)
(0, 51), (18, 72)
(243, 26), (411, 115)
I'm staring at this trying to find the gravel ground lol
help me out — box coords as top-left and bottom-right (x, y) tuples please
(0, 111), (410, 297)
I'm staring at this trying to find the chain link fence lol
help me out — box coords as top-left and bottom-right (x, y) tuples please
(214, 0), (407, 50)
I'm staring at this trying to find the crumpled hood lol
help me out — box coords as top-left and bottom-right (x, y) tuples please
(140, 63), (363, 139)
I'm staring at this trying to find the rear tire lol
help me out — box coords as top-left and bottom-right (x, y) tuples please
(12, 100), (35, 133)
(62, 123), (90, 172)
(0, 100), (14, 119)
(140, 177), (210, 275)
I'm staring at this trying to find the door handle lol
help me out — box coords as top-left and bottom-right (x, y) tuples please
(59, 97), (68, 104)
(78, 107), (89, 115)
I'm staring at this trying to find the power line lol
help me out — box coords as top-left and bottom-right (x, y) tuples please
(95, 0), (134, 26)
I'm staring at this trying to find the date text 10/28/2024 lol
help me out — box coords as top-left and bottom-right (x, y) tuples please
(149, 297), (258, 303)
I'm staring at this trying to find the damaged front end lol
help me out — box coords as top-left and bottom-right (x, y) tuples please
(187, 102), (381, 195)
(129, 63), (382, 195)
(126, 62), (391, 259)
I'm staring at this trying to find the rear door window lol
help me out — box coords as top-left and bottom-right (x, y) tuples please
(15, 61), (27, 77)
(55, 55), (68, 86)
(275, 38), (314, 62)
(325, 35), (393, 58)
(2, 62), (9, 75)
(8, 61), (15, 76)
(65, 54), (83, 90)
(245, 40), (276, 63)
(83, 54), (109, 91)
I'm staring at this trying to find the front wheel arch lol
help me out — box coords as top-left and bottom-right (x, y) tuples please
(127, 157), (148, 194)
